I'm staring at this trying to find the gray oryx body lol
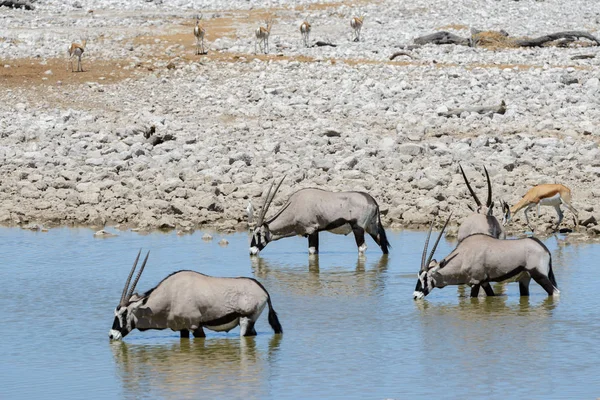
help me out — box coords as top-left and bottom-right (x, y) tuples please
(457, 165), (506, 242)
(414, 217), (559, 299)
(249, 177), (389, 255)
(109, 251), (282, 340)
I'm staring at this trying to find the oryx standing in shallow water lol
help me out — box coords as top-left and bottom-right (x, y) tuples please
(109, 251), (283, 340)
(457, 164), (506, 242)
(414, 216), (560, 299)
(249, 177), (390, 255)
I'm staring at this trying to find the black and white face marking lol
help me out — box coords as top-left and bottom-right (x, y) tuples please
(109, 306), (132, 341)
(249, 225), (269, 255)
(413, 271), (429, 299)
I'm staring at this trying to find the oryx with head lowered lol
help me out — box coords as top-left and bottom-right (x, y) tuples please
(413, 215), (560, 299)
(109, 251), (283, 340)
(249, 176), (390, 255)
(457, 164), (507, 242)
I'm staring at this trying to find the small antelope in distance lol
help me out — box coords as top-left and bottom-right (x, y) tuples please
(67, 39), (87, 72)
(109, 250), (283, 341)
(350, 16), (364, 42)
(255, 18), (274, 54)
(505, 184), (578, 232)
(413, 215), (560, 300)
(194, 14), (206, 55)
(249, 176), (390, 256)
(457, 164), (506, 242)
(300, 19), (311, 47)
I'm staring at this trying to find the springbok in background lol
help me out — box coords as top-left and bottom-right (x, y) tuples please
(255, 18), (274, 54)
(505, 184), (578, 231)
(67, 39), (87, 72)
(350, 16), (364, 42)
(457, 164), (506, 242)
(300, 20), (311, 47)
(109, 250), (283, 341)
(194, 14), (206, 55)
(249, 176), (390, 255)
(413, 215), (560, 299)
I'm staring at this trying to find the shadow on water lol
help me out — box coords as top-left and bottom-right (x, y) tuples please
(111, 335), (282, 399)
(250, 254), (390, 297)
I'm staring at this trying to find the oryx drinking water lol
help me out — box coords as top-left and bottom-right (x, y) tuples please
(457, 165), (506, 242)
(109, 251), (283, 340)
(414, 216), (560, 299)
(249, 177), (390, 255)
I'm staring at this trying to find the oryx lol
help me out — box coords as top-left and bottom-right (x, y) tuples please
(249, 177), (390, 255)
(413, 216), (560, 299)
(457, 164), (507, 242)
(109, 251), (283, 340)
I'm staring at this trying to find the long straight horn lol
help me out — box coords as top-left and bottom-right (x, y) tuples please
(420, 222), (434, 272)
(127, 251), (150, 300)
(459, 164), (481, 207)
(256, 180), (276, 226)
(120, 250), (141, 306)
(264, 175), (285, 215)
(258, 175), (286, 225)
(425, 213), (452, 268)
(484, 166), (492, 208)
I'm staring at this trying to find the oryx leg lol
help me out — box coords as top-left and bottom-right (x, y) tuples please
(482, 282), (495, 296)
(180, 330), (190, 339)
(470, 284), (480, 297)
(352, 225), (367, 253)
(193, 327), (206, 338)
(529, 269), (557, 296)
(239, 317), (257, 337)
(554, 205), (564, 231)
(524, 204), (536, 231)
(518, 274), (532, 296)
(308, 232), (319, 254)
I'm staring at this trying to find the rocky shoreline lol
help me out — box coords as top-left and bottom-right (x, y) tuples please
(1, 0), (599, 241)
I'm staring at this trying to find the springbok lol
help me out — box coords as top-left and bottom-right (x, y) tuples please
(457, 165), (506, 242)
(350, 16), (364, 42)
(67, 39), (87, 72)
(300, 20), (311, 47)
(505, 184), (578, 231)
(255, 18), (274, 54)
(194, 14), (206, 55)
(109, 250), (283, 341)
(249, 177), (390, 256)
(413, 216), (560, 300)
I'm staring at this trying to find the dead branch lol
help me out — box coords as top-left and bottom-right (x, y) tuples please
(0, 0), (34, 9)
(414, 31), (470, 46)
(571, 54), (595, 60)
(439, 100), (506, 118)
(515, 31), (600, 47)
(313, 41), (337, 47)
(389, 51), (414, 60)
(414, 29), (600, 48)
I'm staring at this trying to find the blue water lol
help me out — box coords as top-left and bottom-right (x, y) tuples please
(0, 227), (598, 399)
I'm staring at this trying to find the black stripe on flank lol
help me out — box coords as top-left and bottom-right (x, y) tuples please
(203, 312), (242, 327)
(491, 266), (525, 283)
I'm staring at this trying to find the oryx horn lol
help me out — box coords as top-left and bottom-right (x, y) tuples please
(257, 175), (286, 226)
(127, 251), (150, 300)
(459, 164), (481, 207)
(120, 249), (141, 306)
(484, 166), (492, 208)
(420, 221), (434, 272)
(423, 213), (453, 270)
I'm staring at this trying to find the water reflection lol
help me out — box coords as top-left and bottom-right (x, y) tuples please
(415, 294), (558, 319)
(250, 254), (389, 297)
(111, 335), (282, 399)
